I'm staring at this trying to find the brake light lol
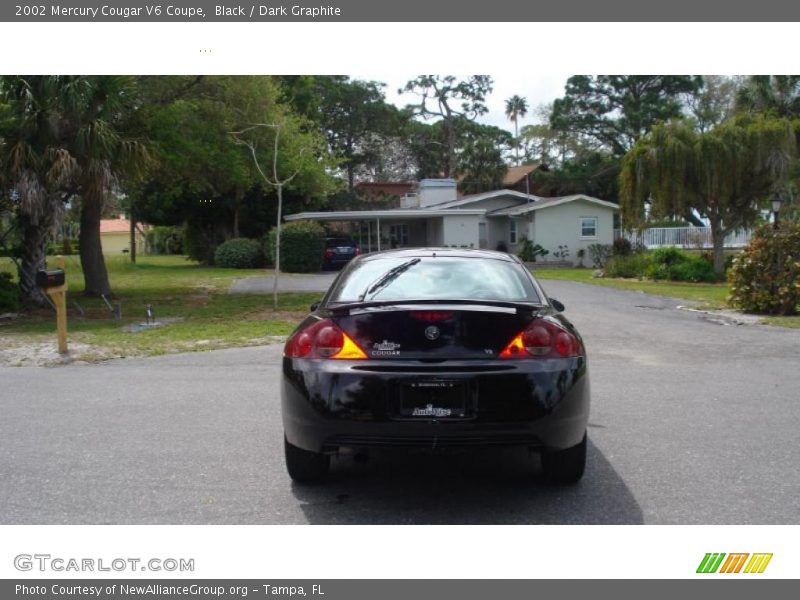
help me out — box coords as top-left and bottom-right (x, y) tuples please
(410, 311), (454, 322)
(499, 319), (583, 359)
(324, 249), (335, 258)
(284, 319), (367, 359)
(354, 247), (361, 255)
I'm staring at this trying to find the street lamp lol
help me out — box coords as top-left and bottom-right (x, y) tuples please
(772, 192), (782, 229)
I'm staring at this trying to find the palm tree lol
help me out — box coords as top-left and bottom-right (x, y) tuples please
(63, 76), (149, 297)
(505, 95), (529, 165)
(0, 76), (147, 300)
(736, 75), (800, 118)
(0, 76), (78, 305)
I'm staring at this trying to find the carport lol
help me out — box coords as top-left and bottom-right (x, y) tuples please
(283, 209), (484, 252)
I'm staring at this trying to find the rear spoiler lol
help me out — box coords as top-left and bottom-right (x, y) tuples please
(325, 298), (546, 317)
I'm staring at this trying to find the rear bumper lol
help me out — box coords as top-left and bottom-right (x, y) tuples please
(281, 357), (590, 453)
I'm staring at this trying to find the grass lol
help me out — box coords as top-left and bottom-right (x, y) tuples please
(533, 267), (731, 307)
(0, 255), (320, 362)
(534, 266), (800, 328)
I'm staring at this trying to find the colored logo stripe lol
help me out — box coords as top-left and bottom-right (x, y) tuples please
(697, 553), (726, 573)
(744, 553), (773, 574)
(697, 553), (773, 574)
(719, 553), (749, 573)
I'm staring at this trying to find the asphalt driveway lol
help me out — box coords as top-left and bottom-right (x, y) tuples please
(1, 279), (799, 524)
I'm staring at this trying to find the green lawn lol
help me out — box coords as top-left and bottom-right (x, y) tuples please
(533, 267), (730, 306)
(0, 255), (320, 361)
(534, 267), (800, 328)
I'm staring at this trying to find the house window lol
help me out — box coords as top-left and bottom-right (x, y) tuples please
(509, 219), (517, 244)
(389, 223), (409, 247)
(580, 217), (598, 239)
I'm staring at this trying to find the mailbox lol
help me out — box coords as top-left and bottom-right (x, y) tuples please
(36, 269), (66, 289)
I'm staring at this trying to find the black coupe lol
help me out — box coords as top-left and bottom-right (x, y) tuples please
(281, 248), (590, 484)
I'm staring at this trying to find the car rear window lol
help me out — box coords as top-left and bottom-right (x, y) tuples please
(326, 238), (354, 247)
(329, 256), (540, 303)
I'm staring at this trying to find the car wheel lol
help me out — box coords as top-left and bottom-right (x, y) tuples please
(541, 433), (586, 484)
(284, 436), (330, 484)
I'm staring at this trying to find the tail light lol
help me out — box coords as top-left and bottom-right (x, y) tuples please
(284, 319), (367, 360)
(499, 319), (583, 359)
(354, 247), (361, 256)
(324, 249), (335, 258)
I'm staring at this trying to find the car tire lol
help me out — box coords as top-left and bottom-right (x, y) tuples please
(541, 433), (586, 484)
(284, 436), (330, 484)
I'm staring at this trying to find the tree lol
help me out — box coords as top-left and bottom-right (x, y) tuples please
(315, 77), (406, 191)
(400, 75), (493, 177)
(0, 76), (73, 305)
(685, 75), (743, 132)
(66, 76), (149, 296)
(459, 139), (508, 195)
(620, 116), (798, 274)
(505, 95), (528, 165)
(232, 115), (329, 310)
(551, 75), (703, 156)
(736, 76), (800, 119)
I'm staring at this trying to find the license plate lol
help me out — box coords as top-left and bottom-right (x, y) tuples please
(336, 247), (353, 254)
(399, 380), (467, 418)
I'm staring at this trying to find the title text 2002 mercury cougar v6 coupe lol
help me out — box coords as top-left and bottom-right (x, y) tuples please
(280, 249), (590, 484)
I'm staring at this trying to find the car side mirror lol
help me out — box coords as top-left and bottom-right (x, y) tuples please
(549, 298), (565, 313)
(310, 302), (320, 312)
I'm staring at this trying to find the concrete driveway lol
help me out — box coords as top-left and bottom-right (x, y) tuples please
(1, 280), (799, 524)
(230, 272), (337, 294)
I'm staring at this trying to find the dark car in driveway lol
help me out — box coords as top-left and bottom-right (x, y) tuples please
(281, 248), (590, 484)
(322, 237), (360, 270)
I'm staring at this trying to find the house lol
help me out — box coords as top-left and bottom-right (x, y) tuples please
(284, 179), (619, 265)
(354, 181), (415, 202)
(501, 163), (549, 194)
(99, 216), (146, 255)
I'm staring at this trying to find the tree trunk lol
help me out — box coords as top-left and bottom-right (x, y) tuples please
(79, 191), (112, 297)
(232, 186), (243, 238)
(710, 221), (726, 275)
(445, 120), (456, 178)
(17, 211), (54, 307)
(129, 202), (137, 264)
(272, 184), (282, 311)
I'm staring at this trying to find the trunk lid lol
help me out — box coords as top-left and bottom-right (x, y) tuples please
(333, 303), (537, 360)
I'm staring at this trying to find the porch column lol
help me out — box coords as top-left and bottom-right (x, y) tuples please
(377, 218), (381, 251)
(367, 220), (371, 253)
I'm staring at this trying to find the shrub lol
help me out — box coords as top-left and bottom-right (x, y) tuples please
(645, 248), (718, 282)
(47, 239), (79, 255)
(587, 243), (612, 268)
(184, 221), (226, 265)
(728, 223), (800, 315)
(668, 257), (718, 283)
(145, 226), (184, 255)
(612, 237), (633, 257)
(552, 244), (570, 260)
(605, 253), (649, 278)
(0, 272), (21, 312)
(214, 238), (263, 269)
(266, 220), (326, 273)
(517, 238), (549, 262)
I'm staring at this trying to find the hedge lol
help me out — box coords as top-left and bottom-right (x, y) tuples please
(266, 220), (326, 273)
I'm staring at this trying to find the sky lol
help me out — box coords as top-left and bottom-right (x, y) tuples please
(356, 74), (572, 131)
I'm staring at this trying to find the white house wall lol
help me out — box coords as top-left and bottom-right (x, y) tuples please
(532, 199), (616, 264)
(442, 215), (480, 248)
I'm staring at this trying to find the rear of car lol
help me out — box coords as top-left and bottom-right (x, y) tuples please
(322, 237), (360, 270)
(281, 249), (590, 484)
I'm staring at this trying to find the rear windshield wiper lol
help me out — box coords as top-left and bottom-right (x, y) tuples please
(357, 258), (421, 302)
